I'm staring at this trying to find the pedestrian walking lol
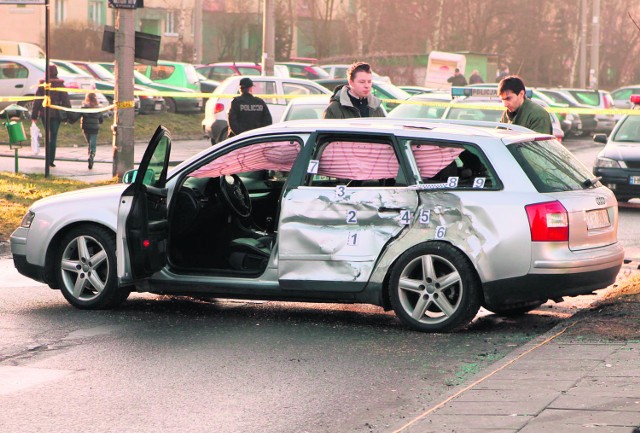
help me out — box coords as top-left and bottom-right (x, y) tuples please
(469, 69), (484, 84)
(78, 92), (103, 169)
(498, 75), (552, 134)
(227, 77), (272, 138)
(323, 61), (385, 119)
(447, 68), (468, 86)
(31, 64), (71, 167)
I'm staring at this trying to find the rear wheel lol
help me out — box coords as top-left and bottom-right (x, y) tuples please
(389, 242), (481, 332)
(54, 225), (130, 309)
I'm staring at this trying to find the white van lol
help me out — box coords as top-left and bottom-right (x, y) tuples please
(0, 40), (45, 59)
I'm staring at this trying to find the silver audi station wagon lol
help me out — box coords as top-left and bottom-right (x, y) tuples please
(11, 119), (624, 332)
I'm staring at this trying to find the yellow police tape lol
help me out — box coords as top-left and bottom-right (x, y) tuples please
(6, 86), (639, 117)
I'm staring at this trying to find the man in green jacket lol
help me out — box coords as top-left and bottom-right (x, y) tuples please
(323, 62), (385, 119)
(498, 76), (552, 135)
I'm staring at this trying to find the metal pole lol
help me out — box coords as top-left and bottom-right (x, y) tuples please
(590, 0), (600, 89)
(579, 0), (587, 88)
(112, 7), (135, 181)
(44, 0), (50, 177)
(193, 0), (203, 64)
(261, 0), (275, 76)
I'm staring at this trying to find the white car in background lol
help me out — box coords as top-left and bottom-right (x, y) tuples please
(202, 75), (331, 145)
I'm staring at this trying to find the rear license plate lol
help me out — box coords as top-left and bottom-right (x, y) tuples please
(629, 176), (640, 185)
(586, 209), (610, 230)
(155, 102), (162, 111)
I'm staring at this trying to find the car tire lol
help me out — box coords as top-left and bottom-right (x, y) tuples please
(165, 97), (177, 113)
(485, 301), (543, 316)
(18, 99), (35, 119)
(54, 225), (130, 309)
(389, 242), (481, 332)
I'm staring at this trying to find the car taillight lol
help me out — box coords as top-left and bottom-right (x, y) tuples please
(630, 94), (640, 105)
(525, 201), (568, 242)
(214, 102), (225, 114)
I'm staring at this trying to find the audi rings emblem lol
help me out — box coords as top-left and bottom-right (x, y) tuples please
(596, 196), (606, 206)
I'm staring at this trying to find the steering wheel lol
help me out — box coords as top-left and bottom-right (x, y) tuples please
(219, 174), (252, 218)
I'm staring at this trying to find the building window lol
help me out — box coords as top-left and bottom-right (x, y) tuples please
(89, 1), (104, 26)
(54, 0), (65, 25)
(165, 10), (177, 35)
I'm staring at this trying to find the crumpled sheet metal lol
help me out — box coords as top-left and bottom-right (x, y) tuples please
(278, 188), (418, 283)
(368, 191), (493, 286)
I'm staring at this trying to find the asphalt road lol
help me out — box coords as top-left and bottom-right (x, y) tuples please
(0, 255), (585, 433)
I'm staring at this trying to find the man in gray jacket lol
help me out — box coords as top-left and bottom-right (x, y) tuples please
(323, 62), (385, 119)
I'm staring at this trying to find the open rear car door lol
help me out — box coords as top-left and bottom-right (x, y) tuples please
(117, 126), (171, 284)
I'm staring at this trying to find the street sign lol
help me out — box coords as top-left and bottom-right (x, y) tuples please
(107, 0), (143, 9)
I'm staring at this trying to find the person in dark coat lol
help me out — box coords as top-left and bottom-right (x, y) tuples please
(323, 61), (385, 119)
(31, 64), (71, 167)
(227, 77), (272, 138)
(78, 92), (103, 169)
(469, 70), (484, 84)
(447, 68), (468, 86)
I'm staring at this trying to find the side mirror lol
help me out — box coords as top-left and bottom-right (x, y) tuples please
(122, 169), (156, 185)
(593, 133), (608, 145)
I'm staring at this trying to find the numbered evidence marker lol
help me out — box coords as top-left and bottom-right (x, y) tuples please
(335, 185), (347, 199)
(473, 177), (486, 188)
(346, 209), (358, 224)
(307, 159), (319, 174)
(447, 176), (459, 188)
(434, 225), (446, 239)
(347, 231), (358, 246)
(418, 209), (431, 224)
(399, 209), (412, 225)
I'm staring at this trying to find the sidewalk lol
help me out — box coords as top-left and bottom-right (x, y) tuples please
(0, 138), (211, 182)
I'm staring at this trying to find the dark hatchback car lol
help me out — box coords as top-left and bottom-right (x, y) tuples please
(593, 99), (640, 202)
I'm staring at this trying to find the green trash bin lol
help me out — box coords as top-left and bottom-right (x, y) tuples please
(5, 119), (26, 144)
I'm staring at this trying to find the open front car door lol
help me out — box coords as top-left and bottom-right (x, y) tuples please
(117, 125), (171, 284)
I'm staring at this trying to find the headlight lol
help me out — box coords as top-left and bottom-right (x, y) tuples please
(20, 211), (35, 228)
(594, 157), (621, 168)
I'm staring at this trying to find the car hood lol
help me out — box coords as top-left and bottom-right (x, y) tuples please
(31, 183), (129, 211)
(601, 141), (640, 161)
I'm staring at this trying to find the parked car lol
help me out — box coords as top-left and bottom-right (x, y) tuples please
(320, 64), (391, 83)
(276, 62), (330, 80)
(0, 40), (44, 58)
(196, 62), (290, 81)
(535, 88), (599, 137)
(134, 60), (219, 93)
(196, 62), (262, 81)
(593, 96), (640, 202)
(610, 85), (640, 121)
(0, 55), (105, 113)
(99, 62), (202, 114)
(202, 75), (330, 145)
(279, 95), (330, 122)
(554, 88), (616, 133)
(387, 91), (453, 119)
(10, 120), (623, 332)
(71, 60), (165, 115)
(51, 59), (120, 114)
(465, 83), (576, 135)
(316, 78), (410, 111)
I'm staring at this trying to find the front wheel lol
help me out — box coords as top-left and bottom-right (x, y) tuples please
(389, 243), (481, 332)
(165, 97), (177, 113)
(54, 225), (130, 309)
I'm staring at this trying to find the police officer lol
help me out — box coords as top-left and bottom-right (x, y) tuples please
(227, 77), (272, 137)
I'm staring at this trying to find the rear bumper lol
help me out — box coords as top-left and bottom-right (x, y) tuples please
(483, 263), (621, 306)
(483, 242), (624, 306)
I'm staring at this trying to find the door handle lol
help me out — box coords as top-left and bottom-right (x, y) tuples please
(15, 84), (24, 88)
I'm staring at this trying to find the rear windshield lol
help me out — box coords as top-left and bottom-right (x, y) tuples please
(508, 139), (597, 192)
(567, 90), (600, 107)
